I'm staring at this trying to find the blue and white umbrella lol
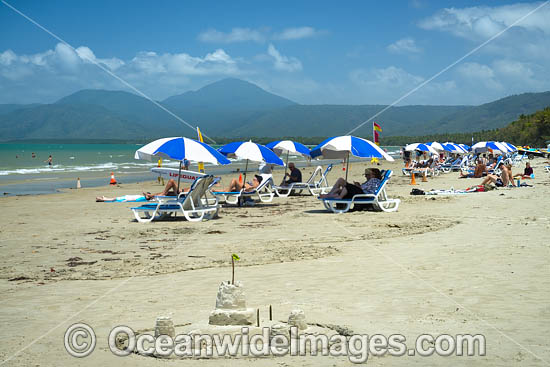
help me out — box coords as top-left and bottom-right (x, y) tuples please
(266, 140), (311, 178)
(405, 143), (439, 155)
(442, 142), (468, 154)
(219, 141), (284, 184)
(266, 140), (311, 157)
(500, 142), (517, 152)
(426, 142), (452, 152)
(218, 141), (284, 166)
(135, 137), (231, 164)
(459, 143), (470, 152)
(135, 136), (230, 189)
(310, 136), (393, 180)
(471, 141), (509, 154)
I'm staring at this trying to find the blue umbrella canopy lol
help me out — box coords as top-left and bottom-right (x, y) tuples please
(135, 137), (230, 165)
(310, 136), (394, 160)
(218, 141), (284, 166)
(266, 140), (311, 157)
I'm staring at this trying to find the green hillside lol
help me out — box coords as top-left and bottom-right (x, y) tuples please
(382, 107), (550, 147)
(0, 78), (549, 141)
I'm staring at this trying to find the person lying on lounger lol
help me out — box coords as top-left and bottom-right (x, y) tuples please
(225, 174), (263, 192)
(319, 168), (382, 199)
(481, 163), (515, 187)
(96, 194), (151, 202)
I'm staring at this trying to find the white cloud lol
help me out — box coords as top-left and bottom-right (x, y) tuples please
(456, 62), (502, 90)
(198, 26), (323, 43)
(387, 38), (422, 54)
(267, 44), (302, 72)
(273, 27), (322, 40)
(198, 28), (265, 43)
(419, 3), (550, 40)
(0, 43), (244, 103)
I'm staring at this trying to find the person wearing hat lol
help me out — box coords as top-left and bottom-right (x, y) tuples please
(319, 168), (383, 199)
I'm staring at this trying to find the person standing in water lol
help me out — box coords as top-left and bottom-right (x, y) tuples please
(45, 155), (53, 166)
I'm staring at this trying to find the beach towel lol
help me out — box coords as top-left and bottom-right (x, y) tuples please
(108, 195), (148, 203)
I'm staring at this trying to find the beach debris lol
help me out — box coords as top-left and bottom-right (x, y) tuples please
(288, 309), (307, 330)
(8, 276), (31, 281)
(209, 281), (256, 326)
(109, 172), (117, 185)
(50, 267), (55, 272)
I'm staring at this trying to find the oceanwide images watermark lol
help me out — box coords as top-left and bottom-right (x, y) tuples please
(64, 323), (486, 363)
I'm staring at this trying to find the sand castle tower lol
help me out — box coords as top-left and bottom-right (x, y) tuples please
(208, 281), (256, 326)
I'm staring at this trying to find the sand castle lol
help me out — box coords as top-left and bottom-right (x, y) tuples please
(208, 280), (257, 326)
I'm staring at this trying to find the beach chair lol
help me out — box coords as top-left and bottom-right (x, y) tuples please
(131, 175), (219, 223)
(318, 170), (400, 213)
(214, 174), (276, 205)
(273, 164), (333, 197)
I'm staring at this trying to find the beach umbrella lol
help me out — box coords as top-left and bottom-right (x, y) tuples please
(405, 143), (439, 155)
(471, 141), (509, 154)
(266, 140), (311, 178)
(135, 136), (230, 188)
(459, 143), (470, 152)
(442, 142), (468, 154)
(426, 142), (452, 152)
(218, 141), (284, 184)
(500, 142), (517, 152)
(310, 136), (394, 180)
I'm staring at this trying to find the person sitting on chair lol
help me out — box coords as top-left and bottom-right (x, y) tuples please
(143, 178), (187, 200)
(319, 168), (382, 199)
(281, 162), (302, 186)
(225, 174), (263, 192)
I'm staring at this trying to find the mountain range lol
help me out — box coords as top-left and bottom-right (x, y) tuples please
(1, 78), (549, 141)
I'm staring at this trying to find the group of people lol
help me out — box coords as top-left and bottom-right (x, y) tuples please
(96, 161), (384, 203)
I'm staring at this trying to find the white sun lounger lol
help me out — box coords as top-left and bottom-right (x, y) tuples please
(318, 170), (400, 213)
(131, 176), (219, 222)
(214, 174), (276, 205)
(273, 164), (333, 197)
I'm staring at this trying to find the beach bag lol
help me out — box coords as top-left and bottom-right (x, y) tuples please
(410, 188), (425, 195)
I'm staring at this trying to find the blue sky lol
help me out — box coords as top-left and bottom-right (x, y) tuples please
(1, 0), (549, 105)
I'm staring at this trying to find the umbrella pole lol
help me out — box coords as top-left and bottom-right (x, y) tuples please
(243, 159), (249, 188)
(345, 152), (349, 181)
(284, 151), (289, 180)
(177, 161), (182, 193)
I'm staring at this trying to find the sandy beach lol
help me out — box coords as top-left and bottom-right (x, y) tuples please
(1, 159), (549, 366)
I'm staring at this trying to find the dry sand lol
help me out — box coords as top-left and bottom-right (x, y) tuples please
(0, 159), (549, 366)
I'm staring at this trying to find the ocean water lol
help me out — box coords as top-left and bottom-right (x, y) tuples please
(0, 143), (401, 195)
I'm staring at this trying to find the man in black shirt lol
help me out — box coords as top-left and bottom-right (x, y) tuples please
(281, 162), (302, 186)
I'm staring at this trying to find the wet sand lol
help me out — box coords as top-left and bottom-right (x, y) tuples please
(0, 159), (549, 366)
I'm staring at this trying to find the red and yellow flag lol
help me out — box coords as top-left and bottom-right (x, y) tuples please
(373, 122), (382, 145)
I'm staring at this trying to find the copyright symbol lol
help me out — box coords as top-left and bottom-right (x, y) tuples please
(64, 323), (96, 357)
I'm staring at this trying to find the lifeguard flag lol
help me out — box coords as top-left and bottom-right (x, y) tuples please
(197, 127), (205, 173)
(373, 122), (382, 145)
